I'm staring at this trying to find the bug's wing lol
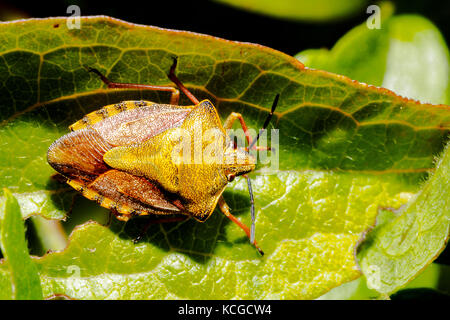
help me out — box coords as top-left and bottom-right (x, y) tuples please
(47, 128), (112, 181)
(70, 101), (194, 146)
(49, 101), (193, 180)
(68, 169), (183, 219)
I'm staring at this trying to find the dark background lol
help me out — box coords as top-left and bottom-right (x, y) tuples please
(1, 0), (449, 56)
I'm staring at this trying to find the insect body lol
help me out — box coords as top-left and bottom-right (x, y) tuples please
(47, 59), (277, 255)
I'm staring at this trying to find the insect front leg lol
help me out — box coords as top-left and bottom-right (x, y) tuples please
(218, 196), (264, 256)
(223, 112), (271, 151)
(87, 67), (180, 105)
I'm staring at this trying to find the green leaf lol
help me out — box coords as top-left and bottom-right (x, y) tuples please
(0, 189), (43, 299)
(0, 16), (449, 299)
(317, 263), (450, 300)
(213, 0), (368, 22)
(296, 13), (450, 105)
(357, 141), (450, 295)
(299, 12), (450, 298)
(316, 277), (380, 300)
(402, 263), (450, 295)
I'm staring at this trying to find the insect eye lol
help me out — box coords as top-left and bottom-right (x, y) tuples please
(227, 175), (235, 182)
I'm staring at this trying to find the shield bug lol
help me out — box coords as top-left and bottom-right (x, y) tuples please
(47, 58), (278, 255)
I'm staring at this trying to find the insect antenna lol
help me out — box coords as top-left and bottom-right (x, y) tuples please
(245, 175), (256, 245)
(248, 94), (280, 150)
(241, 94), (279, 255)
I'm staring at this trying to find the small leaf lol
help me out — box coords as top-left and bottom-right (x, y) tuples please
(316, 277), (379, 300)
(296, 13), (450, 105)
(0, 189), (43, 300)
(358, 142), (450, 295)
(213, 0), (368, 22)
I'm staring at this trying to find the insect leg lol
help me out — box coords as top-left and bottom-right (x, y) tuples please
(167, 57), (200, 105)
(223, 112), (270, 151)
(66, 192), (80, 217)
(87, 67), (180, 105)
(103, 210), (113, 227)
(132, 215), (189, 244)
(218, 196), (264, 256)
(223, 94), (279, 151)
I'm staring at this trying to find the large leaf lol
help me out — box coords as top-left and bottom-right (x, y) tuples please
(0, 16), (449, 299)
